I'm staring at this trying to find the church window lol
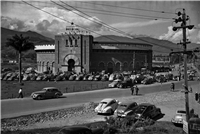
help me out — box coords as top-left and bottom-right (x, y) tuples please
(69, 37), (73, 47)
(66, 39), (69, 47)
(84, 40), (86, 64)
(75, 39), (78, 47)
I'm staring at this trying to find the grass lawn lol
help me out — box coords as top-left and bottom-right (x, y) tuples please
(1, 81), (110, 99)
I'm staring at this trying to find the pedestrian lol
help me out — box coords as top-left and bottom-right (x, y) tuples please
(130, 85), (135, 95)
(18, 88), (23, 98)
(135, 85), (139, 95)
(170, 83), (175, 91)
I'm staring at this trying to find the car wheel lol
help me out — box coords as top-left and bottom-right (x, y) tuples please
(110, 109), (114, 115)
(37, 96), (43, 100)
(55, 94), (60, 98)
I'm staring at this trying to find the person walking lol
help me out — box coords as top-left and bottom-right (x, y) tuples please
(18, 88), (23, 98)
(130, 85), (135, 95)
(135, 85), (139, 95)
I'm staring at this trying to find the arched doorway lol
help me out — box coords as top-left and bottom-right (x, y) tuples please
(99, 62), (105, 71)
(115, 62), (120, 72)
(68, 59), (75, 71)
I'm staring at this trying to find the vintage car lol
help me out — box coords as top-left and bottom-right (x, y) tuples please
(95, 98), (119, 114)
(171, 110), (186, 125)
(31, 87), (63, 100)
(108, 79), (121, 88)
(126, 103), (162, 119)
(58, 126), (104, 134)
(115, 102), (138, 117)
(117, 79), (133, 88)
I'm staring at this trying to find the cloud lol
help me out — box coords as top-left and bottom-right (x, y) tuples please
(1, 5), (104, 38)
(111, 19), (169, 29)
(159, 25), (197, 43)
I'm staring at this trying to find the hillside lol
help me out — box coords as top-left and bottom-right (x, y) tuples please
(1, 27), (199, 61)
(1, 27), (54, 45)
(1, 27), (54, 61)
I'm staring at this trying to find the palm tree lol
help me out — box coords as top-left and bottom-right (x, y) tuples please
(6, 34), (35, 84)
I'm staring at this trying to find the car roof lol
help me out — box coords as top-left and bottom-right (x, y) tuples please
(43, 87), (58, 89)
(138, 103), (153, 106)
(101, 98), (114, 103)
(120, 102), (136, 106)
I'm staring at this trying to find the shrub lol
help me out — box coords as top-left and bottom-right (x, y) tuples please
(104, 116), (155, 134)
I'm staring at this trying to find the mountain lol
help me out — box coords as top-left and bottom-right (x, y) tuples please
(1, 27), (54, 61)
(1, 27), (54, 46)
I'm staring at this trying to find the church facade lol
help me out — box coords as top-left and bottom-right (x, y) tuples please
(35, 30), (153, 74)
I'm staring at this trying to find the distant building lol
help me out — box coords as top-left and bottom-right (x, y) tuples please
(152, 55), (171, 67)
(35, 27), (152, 74)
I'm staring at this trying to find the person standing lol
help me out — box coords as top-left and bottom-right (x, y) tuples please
(130, 85), (135, 95)
(18, 88), (23, 98)
(170, 83), (175, 91)
(135, 85), (139, 95)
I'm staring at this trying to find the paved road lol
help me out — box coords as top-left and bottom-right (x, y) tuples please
(1, 80), (199, 119)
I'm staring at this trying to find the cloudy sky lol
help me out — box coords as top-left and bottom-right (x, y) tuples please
(1, 0), (200, 44)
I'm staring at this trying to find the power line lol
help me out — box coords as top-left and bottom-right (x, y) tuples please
(22, 0), (176, 52)
(0, 0), (167, 20)
(77, 1), (175, 15)
(23, 0), (172, 20)
(57, 0), (177, 51)
(56, 0), (133, 38)
(21, 0), (150, 51)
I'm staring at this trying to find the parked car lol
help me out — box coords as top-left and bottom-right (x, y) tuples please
(117, 80), (133, 88)
(171, 110), (186, 125)
(141, 77), (154, 85)
(31, 87), (63, 100)
(58, 126), (104, 134)
(88, 75), (95, 81)
(108, 79), (121, 88)
(69, 75), (76, 81)
(115, 102), (138, 117)
(126, 103), (162, 119)
(95, 98), (119, 114)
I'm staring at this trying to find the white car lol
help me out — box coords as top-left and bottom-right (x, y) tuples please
(95, 98), (119, 114)
(171, 110), (186, 125)
(108, 79), (121, 88)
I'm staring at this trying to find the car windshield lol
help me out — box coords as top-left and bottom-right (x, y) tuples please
(119, 104), (127, 108)
(42, 88), (47, 91)
(100, 102), (107, 104)
(177, 110), (186, 114)
(135, 106), (147, 113)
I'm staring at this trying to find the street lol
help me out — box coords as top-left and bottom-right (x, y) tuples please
(1, 80), (199, 119)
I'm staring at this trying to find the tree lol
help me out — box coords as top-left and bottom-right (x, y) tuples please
(6, 34), (35, 84)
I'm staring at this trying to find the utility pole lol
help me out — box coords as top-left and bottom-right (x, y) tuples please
(172, 8), (194, 134)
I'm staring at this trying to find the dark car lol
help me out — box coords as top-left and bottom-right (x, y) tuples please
(58, 126), (104, 134)
(31, 87), (63, 100)
(117, 80), (133, 88)
(127, 103), (162, 119)
(115, 102), (138, 117)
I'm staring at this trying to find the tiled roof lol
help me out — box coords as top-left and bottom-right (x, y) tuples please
(94, 35), (152, 46)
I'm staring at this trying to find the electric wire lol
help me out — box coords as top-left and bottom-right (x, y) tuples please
(22, 0), (177, 53)
(56, 0), (177, 50)
(56, 0), (133, 38)
(77, 1), (175, 15)
(14, 1), (173, 20)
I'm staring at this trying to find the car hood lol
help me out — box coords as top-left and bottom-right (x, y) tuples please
(117, 107), (127, 112)
(32, 91), (46, 94)
(96, 103), (107, 111)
